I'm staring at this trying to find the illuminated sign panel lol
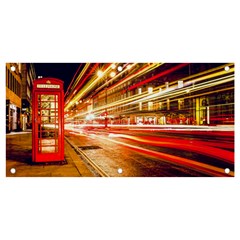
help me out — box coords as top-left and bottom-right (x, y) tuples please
(37, 84), (60, 89)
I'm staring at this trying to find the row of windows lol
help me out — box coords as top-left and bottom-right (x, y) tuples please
(94, 74), (234, 110)
(96, 63), (232, 105)
(6, 68), (21, 97)
(106, 90), (234, 115)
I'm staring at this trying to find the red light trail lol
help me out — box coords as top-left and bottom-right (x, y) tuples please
(127, 63), (189, 91)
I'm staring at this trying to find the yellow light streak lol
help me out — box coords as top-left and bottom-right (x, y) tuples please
(65, 63), (91, 102)
(92, 74), (233, 117)
(108, 63), (163, 91)
(65, 63), (162, 112)
(65, 64), (113, 111)
(93, 63), (139, 93)
(65, 63), (234, 120)
(131, 75), (234, 104)
(177, 63), (234, 83)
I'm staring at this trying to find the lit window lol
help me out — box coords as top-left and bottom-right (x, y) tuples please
(148, 102), (153, 110)
(178, 81), (183, 88)
(148, 87), (153, 94)
(178, 99), (184, 110)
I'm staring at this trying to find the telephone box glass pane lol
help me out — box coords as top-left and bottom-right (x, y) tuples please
(37, 93), (59, 154)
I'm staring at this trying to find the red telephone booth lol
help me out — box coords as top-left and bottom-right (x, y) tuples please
(32, 78), (64, 163)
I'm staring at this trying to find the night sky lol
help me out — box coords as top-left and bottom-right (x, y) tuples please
(33, 63), (81, 92)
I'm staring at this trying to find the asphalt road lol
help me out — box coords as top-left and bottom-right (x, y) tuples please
(65, 126), (234, 177)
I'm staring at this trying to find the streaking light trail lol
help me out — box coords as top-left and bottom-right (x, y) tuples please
(91, 134), (234, 177)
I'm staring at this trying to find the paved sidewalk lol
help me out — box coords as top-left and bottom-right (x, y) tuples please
(6, 131), (94, 177)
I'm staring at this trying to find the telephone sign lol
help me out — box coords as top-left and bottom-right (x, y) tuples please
(37, 84), (60, 89)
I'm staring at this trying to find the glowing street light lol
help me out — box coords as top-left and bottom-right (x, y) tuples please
(110, 71), (116, 78)
(97, 70), (104, 77)
(86, 113), (94, 121)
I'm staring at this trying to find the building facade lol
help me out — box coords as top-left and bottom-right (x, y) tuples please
(65, 63), (234, 126)
(6, 63), (22, 132)
(21, 63), (36, 130)
(6, 63), (36, 133)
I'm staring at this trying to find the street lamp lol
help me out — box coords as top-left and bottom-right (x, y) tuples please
(86, 113), (94, 121)
(97, 70), (104, 78)
(110, 71), (116, 78)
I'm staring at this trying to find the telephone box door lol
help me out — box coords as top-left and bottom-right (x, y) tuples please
(32, 78), (64, 163)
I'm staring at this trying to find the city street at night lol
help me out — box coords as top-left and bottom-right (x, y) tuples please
(6, 63), (235, 177)
(6, 124), (234, 177)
